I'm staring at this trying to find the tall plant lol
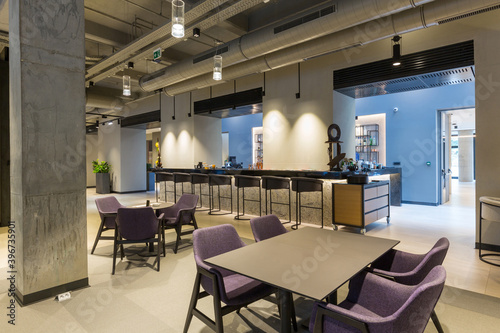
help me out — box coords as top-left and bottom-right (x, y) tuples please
(92, 159), (111, 173)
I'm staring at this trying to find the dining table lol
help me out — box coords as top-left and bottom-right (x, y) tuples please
(206, 227), (400, 333)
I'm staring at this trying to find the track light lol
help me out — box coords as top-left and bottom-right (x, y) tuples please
(392, 35), (402, 67)
(171, 0), (185, 38)
(193, 27), (200, 37)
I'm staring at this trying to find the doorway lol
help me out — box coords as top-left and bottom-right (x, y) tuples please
(438, 107), (476, 205)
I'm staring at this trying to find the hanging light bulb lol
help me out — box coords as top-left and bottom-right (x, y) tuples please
(171, 0), (185, 38)
(392, 35), (402, 67)
(213, 55), (222, 81)
(123, 75), (131, 96)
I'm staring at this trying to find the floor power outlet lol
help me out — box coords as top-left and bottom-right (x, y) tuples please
(55, 292), (71, 302)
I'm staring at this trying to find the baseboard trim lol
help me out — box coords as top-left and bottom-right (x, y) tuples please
(401, 200), (439, 206)
(15, 278), (89, 306)
(111, 190), (147, 194)
(475, 242), (500, 253)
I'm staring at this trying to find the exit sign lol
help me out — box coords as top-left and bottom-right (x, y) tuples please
(153, 48), (162, 62)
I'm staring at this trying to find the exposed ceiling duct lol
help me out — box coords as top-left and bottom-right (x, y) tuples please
(86, 92), (125, 111)
(160, 0), (500, 96)
(85, 0), (263, 84)
(140, 0), (435, 92)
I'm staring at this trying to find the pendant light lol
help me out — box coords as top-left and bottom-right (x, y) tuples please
(392, 35), (402, 67)
(171, 0), (185, 38)
(123, 75), (131, 96)
(213, 55), (222, 81)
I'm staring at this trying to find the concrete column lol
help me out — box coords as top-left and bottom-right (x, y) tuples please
(9, 0), (88, 305)
(458, 130), (474, 182)
(0, 60), (9, 227)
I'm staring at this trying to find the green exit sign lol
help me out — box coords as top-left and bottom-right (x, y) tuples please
(153, 48), (162, 62)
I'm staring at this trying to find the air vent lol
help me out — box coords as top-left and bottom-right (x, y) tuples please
(274, 5), (336, 34)
(193, 46), (229, 64)
(194, 88), (263, 116)
(438, 5), (500, 24)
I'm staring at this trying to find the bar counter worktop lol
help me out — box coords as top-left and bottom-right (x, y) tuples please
(153, 167), (402, 207)
(153, 166), (401, 180)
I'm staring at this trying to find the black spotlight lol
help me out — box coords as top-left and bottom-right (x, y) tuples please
(193, 27), (200, 37)
(392, 35), (402, 67)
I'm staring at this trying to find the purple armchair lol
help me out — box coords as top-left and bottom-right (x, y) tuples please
(250, 214), (298, 330)
(113, 207), (163, 275)
(92, 196), (125, 254)
(250, 214), (288, 242)
(310, 266), (447, 333)
(156, 193), (199, 254)
(368, 237), (449, 332)
(184, 224), (277, 333)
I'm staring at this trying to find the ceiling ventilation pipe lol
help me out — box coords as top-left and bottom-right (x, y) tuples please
(161, 0), (500, 96)
(86, 92), (125, 111)
(140, 0), (435, 92)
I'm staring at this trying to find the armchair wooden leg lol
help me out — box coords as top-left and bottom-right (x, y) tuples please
(112, 242), (118, 275)
(174, 223), (182, 254)
(431, 309), (444, 333)
(91, 220), (106, 254)
(183, 273), (202, 333)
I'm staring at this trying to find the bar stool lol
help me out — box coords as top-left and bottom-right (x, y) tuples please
(261, 176), (291, 224)
(173, 172), (191, 203)
(234, 175), (262, 220)
(479, 196), (500, 266)
(190, 173), (210, 210)
(208, 174), (233, 215)
(291, 177), (324, 229)
(155, 172), (174, 202)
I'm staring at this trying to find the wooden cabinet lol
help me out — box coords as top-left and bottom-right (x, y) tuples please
(332, 181), (390, 233)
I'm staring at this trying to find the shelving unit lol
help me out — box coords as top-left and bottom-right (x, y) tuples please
(252, 127), (263, 168)
(355, 124), (379, 164)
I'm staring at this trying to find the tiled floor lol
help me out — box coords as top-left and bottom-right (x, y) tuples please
(1, 179), (500, 332)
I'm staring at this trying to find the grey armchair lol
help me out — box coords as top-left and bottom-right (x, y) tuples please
(310, 266), (446, 333)
(92, 196), (125, 254)
(156, 193), (199, 254)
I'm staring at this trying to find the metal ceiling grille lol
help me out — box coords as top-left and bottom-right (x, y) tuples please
(438, 5), (500, 25)
(274, 5), (336, 34)
(194, 88), (263, 118)
(193, 46), (230, 64)
(334, 40), (474, 98)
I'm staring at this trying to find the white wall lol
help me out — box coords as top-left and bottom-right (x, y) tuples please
(98, 122), (121, 191)
(86, 133), (98, 187)
(97, 122), (146, 192)
(120, 127), (146, 192)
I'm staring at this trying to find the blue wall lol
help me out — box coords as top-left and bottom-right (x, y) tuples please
(356, 82), (475, 205)
(221, 113), (263, 168)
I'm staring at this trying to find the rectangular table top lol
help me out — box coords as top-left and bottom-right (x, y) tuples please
(206, 227), (399, 301)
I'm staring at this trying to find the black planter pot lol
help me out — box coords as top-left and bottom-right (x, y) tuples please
(96, 173), (110, 194)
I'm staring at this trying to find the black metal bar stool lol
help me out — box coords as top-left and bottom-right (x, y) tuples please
(261, 175), (291, 224)
(208, 174), (233, 215)
(291, 177), (324, 229)
(234, 175), (262, 220)
(190, 173), (210, 210)
(173, 172), (191, 203)
(479, 196), (500, 266)
(155, 172), (174, 202)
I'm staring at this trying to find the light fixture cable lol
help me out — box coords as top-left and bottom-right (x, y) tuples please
(213, 0), (223, 81)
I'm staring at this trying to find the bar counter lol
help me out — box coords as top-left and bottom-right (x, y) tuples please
(153, 167), (402, 228)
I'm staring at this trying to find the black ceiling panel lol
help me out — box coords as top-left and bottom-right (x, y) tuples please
(194, 88), (263, 117)
(334, 40), (474, 97)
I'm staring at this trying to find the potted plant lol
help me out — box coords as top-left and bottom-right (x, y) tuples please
(92, 159), (111, 194)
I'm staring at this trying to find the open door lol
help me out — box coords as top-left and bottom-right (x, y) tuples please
(441, 112), (452, 204)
